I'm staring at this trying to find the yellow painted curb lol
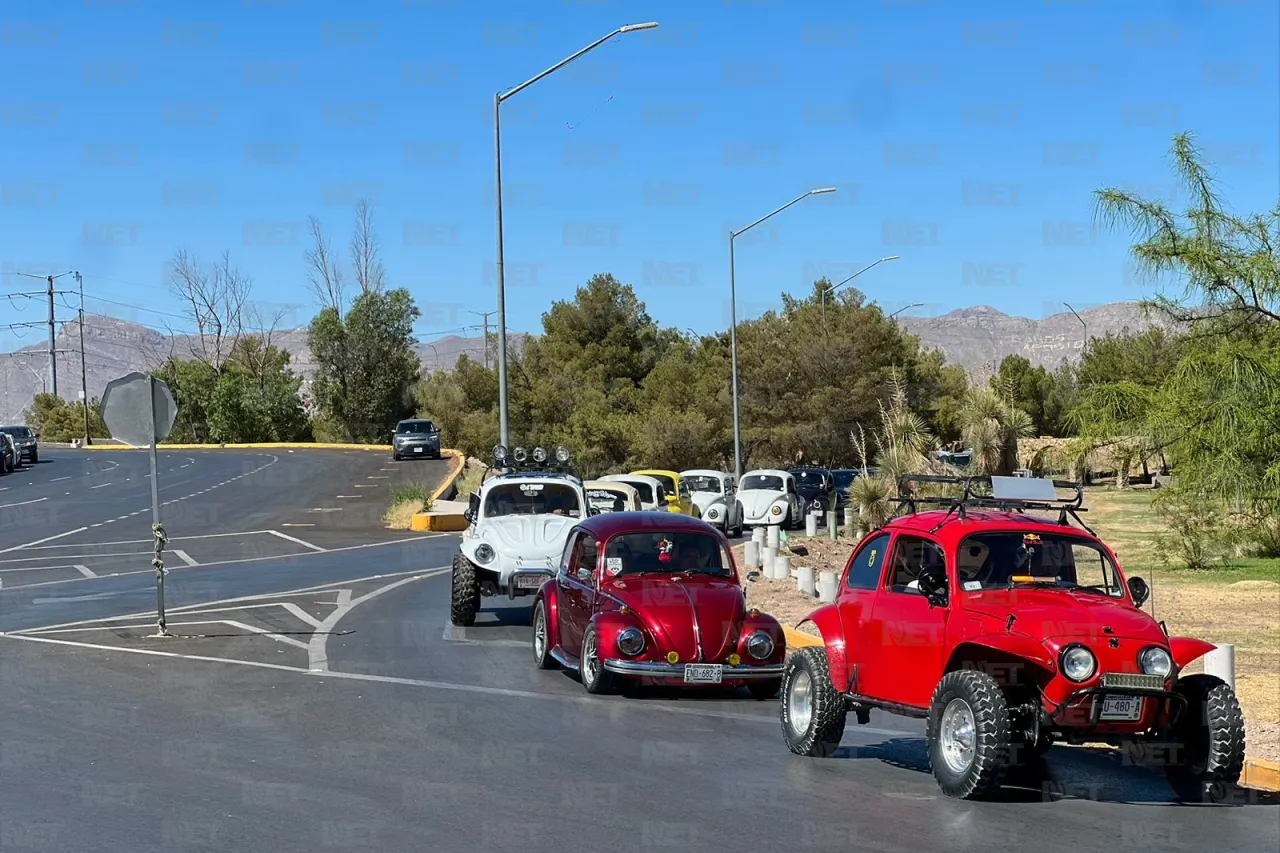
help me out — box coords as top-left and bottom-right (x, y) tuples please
(1242, 757), (1280, 792)
(82, 442), (394, 451)
(409, 513), (469, 532)
(783, 625), (823, 649)
(429, 449), (466, 502)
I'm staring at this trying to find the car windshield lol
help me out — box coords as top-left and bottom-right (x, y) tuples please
(642, 473), (676, 495)
(603, 531), (733, 578)
(613, 479), (654, 504)
(831, 470), (856, 490)
(484, 482), (582, 518)
(396, 421), (435, 434)
(957, 532), (1124, 597)
(741, 475), (783, 491)
(586, 488), (629, 513)
(683, 475), (722, 494)
(1, 426), (30, 438)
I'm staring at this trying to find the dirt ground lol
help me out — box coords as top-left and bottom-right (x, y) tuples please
(739, 526), (1280, 763)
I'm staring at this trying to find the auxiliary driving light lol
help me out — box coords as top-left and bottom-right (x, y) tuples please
(533, 446), (548, 463)
(513, 446), (528, 463)
(492, 444), (508, 462)
(555, 445), (571, 463)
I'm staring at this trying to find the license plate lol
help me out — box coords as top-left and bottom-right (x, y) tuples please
(1099, 695), (1144, 721)
(515, 575), (545, 589)
(683, 664), (723, 684)
(414, 447), (423, 453)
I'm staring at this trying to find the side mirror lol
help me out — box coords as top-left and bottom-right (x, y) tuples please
(577, 567), (592, 582)
(917, 564), (949, 608)
(462, 508), (475, 524)
(588, 506), (601, 516)
(1127, 576), (1149, 608)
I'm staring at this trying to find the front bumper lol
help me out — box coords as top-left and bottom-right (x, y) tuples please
(395, 442), (440, 455)
(1051, 683), (1186, 731)
(505, 569), (554, 598)
(602, 660), (785, 680)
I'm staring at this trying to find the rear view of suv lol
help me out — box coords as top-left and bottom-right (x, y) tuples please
(392, 419), (441, 460)
(0, 425), (38, 464)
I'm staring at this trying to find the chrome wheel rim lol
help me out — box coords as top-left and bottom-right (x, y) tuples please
(582, 631), (599, 685)
(532, 605), (546, 661)
(940, 698), (977, 774)
(787, 670), (814, 735)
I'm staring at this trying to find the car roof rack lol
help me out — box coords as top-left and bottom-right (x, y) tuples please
(891, 474), (1094, 535)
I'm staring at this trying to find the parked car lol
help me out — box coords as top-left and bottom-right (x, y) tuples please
(584, 480), (642, 514)
(0, 425), (37, 464)
(789, 466), (835, 522)
(391, 418), (442, 460)
(598, 473), (669, 512)
(630, 469), (700, 517)
(451, 444), (590, 626)
(780, 474), (1246, 802)
(737, 469), (804, 529)
(531, 511), (786, 697)
(830, 467), (879, 512)
(0, 433), (15, 473)
(679, 469), (743, 537)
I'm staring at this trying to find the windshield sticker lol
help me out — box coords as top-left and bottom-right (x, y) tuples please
(867, 549), (877, 566)
(1023, 533), (1041, 544)
(963, 581), (982, 592)
(606, 557), (623, 575)
(657, 538), (674, 564)
(520, 483), (544, 493)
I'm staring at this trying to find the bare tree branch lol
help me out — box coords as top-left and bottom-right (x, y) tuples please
(350, 198), (386, 295)
(167, 250), (250, 372)
(305, 216), (346, 314)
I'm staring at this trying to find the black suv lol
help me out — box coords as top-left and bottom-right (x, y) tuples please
(0, 425), (37, 464)
(392, 419), (442, 460)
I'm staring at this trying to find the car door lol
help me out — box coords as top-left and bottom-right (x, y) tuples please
(677, 478), (695, 516)
(857, 534), (950, 708)
(835, 532), (892, 694)
(556, 531), (595, 654)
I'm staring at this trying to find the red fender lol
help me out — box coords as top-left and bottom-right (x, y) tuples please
(737, 611), (786, 665)
(591, 610), (645, 659)
(1169, 636), (1216, 672)
(796, 605), (850, 693)
(535, 585), (563, 653)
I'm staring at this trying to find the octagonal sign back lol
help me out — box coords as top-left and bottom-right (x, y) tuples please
(100, 372), (178, 447)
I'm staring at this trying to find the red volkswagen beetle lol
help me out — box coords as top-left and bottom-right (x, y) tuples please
(530, 511), (786, 697)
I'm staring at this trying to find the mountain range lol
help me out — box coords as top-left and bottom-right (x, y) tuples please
(0, 301), (1164, 423)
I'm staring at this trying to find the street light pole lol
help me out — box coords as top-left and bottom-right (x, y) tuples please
(494, 21), (659, 448)
(729, 187), (836, 482)
(889, 301), (923, 320)
(819, 256), (901, 328)
(75, 272), (90, 445)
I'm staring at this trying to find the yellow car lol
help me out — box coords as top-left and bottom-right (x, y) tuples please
(630, 469), (700, 518)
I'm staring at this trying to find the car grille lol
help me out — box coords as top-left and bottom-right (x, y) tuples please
(1101, 673), (1165, 690)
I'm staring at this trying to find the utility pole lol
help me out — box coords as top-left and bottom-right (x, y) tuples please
(46, 274), (57, 397)
(75, 272), (90, 445)
(466, 310), (497, 370)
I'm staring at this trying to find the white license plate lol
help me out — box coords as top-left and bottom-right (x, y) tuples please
(683, 664), (723, 684)
(414, 447), (423, 453)
(1099, 695), (1144, 721)
(515, 575), (545, 589)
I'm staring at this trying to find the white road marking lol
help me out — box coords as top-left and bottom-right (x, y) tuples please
(280, 523), (314, 527)
(31, 590), (134, 604)
(51, 476), (70, 482)
(18, 529), (291, 551)
(0, 497), (48, 510)
(308, 508), (341, 512)
(367, 475), (389, 479)
(171, 549), (198, 567)
(280, 603), (324, 629)
(335, 495), (360, 499)
(221, 619), (311, 650)
(0, 526), (90, 555)
(72, 565), (96, 579)
(307, 588), (354, 671)
(353, 484), (376, 488)
(0, 550), (152, 565)
(267, 529), (326, 552)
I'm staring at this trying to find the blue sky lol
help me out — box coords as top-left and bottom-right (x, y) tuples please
(1, 0), (1276, 352)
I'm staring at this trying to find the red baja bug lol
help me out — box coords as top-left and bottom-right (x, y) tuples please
(531, 511), (786, 698)
(781, 475), (1247, 802)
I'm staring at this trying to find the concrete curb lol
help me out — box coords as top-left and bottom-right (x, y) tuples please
(407, 449), (468, 532)
(81, 442), (394, 451)
(1243, 757), (1280, 792)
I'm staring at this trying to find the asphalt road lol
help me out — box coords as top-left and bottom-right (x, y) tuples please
(0, 447), (449, 590)
(1, 541), (1276, 853)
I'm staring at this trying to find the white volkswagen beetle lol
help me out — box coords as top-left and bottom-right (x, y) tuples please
(451, 444), (592, 627)
(597, 473), (668, 512)
(737, 469), (804, 530)
(679, 469), (743, 536)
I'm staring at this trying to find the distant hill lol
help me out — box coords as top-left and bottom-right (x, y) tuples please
(0, 301), (1167, 423)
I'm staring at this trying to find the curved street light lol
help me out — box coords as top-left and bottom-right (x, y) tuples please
(819, 255), (900, 325)
(889, 301), (923, 319)
(493, 22), (659, 447)
(728, 187), (836, 481)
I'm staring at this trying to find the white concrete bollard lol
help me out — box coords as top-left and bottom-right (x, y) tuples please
(766, 525), (781, 550)
(761, 546), (777, 577)
(744, 540), (760, 570)
(805, 513), (817, 537)
(752, 526), (766, 545)
(798, 564), (816, 596)
(774, 555), (791, 580)
(818, 571), (838, 603)
(844, 507), (854, 530)
(1204, 643), (1236, 690)
(827, 511), (838, 540)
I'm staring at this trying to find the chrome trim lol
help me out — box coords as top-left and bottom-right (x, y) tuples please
(1102, 672), (1165, 691)
(602, 659), (785, 679)
(672, 580), (704, 662)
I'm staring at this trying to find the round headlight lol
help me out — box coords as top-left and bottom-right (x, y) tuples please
(616, 627), (645, 656)
(492, 444), (508, 462)
(513, 446), (527, 462)
(1139, 646), (1173, 678)
(707, 508), (719, 520)
(556, 445), (571, 463)
(746, 631), (774, 660)
(770, 504), (783, 516)
(474, 544), (495, 564)
(1060, 644), (1097, 682)
(532, 446), (548, 463)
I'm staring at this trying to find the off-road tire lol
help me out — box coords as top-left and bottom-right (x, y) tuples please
(579, 624), (616, 695)
(780, 647), (847, 757)
(1165, 674), (1246, 803)
(748, 677), (783, 701)
(926, 670), (1012, 799)
(531, 600), (558, 670)
(449, 553), (480, 627)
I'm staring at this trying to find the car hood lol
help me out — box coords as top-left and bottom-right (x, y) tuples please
(478, 515), (578, 563)
(965, 588), (1164, 643)
(738, 489), (786, 516)
(603, 575), (744, 662)
(690, 491), (727, 513)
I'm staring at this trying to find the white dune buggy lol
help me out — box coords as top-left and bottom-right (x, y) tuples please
(451, 444), (593, 627)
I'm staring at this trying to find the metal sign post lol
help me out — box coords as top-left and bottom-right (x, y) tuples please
(101, 371), (179, 638)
